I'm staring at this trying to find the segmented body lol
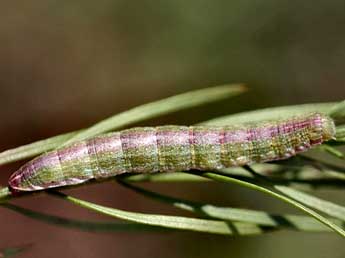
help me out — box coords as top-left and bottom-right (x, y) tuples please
(8, 113), (336, 191)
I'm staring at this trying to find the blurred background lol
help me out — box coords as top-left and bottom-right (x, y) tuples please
(0, 1), (344, 257)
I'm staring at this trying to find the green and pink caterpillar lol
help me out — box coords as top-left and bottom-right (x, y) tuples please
(8, 112), (336, 192)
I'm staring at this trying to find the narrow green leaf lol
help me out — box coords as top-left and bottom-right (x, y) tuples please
(197, 172), (345, 237)
(122, 172), (211, 183)
(335, 125), (345, 140)
(199, 206), (340, 232)
(275, 186), (345, 221)
(241, 165), (345, 222)
(319, 145), (344, 159)
(50, 191), (267, 236)
(300, 152), (345, 173)
(122, 166), (345, 189)
(0, 131), (79, 166)
(118, 180), (341, 232)
(0, 84), (245, 166)
(1, 203), (168, 233)
(63, 83), (246, 145)
(202, 102), (337, 125)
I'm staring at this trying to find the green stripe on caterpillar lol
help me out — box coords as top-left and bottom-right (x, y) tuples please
(8, 112), (336, 192)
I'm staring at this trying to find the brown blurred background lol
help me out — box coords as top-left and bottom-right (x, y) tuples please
(0, 1), (344, 257)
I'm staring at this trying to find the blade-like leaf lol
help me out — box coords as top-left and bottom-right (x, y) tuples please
(196, 172), (345, 237)
(202, 102), (337, 125)
(318, 145), (344, 159)
(50, 191), (268, 236)
(118, 180), (341, 232)
(123, 172), (211, 183)
(122, 166), (345, 189)
(242, 165), (345, 221)
(300, 152), (345, 173)
(275, 186), (345, 221)
(1, 203), (168, 233)
(0, 84), (245, 166)
(0, 131), (79, 166)
(63, 84), (246, 145)
(335, 125), (345, 140)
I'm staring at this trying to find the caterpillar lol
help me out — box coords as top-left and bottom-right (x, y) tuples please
(8, 112), (336, 192)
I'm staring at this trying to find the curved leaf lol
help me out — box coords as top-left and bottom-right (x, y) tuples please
(122, 167), (345, 189)
(202, 102), (337, 125)
(123, 172), (210, 183)
(0, 131), (79, 166)
(118, 180), (341, 232)
(50, 191), (268, 236)
(63, 83), (246, 145)
(2, 203), (168, 233)
(196, 172), (345, 237)
(335, 125), (345, 140)
(275, 186), (345, 221)
(0, 84), (245, 166)
(241, 165), (345, 221)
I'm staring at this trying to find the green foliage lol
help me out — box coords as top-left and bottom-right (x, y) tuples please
(0, 84), (344, 237)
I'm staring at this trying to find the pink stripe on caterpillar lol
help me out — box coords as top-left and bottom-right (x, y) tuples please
(7, 112), (336, 192)
(33, 152), (61, 172)
(224, 129), (248, 143)
(57, 142), (89, 162)
(192, 129), (222, 145)
(156, 129), (190, 146)
(120, 130), (157, 149)
(93, 133), (122, 154)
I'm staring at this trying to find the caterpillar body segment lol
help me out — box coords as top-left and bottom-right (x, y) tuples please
(8, 113), (336, 192)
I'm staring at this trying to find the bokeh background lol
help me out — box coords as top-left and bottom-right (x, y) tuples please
(0, 1), (344, 257)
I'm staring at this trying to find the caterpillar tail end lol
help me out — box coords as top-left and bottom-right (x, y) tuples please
(8, 165), (41, 193)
